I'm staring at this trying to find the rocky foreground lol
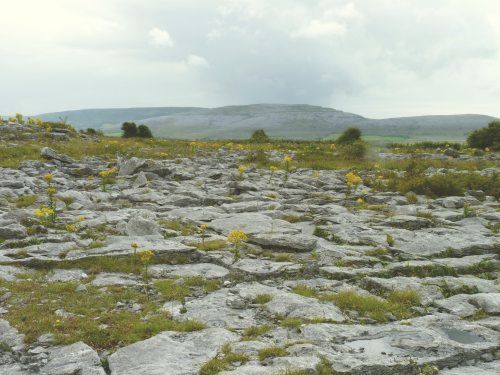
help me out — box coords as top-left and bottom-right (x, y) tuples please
(0, 146), (498, 374)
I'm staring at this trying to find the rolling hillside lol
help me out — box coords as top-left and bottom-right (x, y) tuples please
(35, 104), (498, 141)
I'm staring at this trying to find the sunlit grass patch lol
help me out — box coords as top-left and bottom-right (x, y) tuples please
(0, 279), (204, 350)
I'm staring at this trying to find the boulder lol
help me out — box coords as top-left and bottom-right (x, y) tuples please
(40, 147), (75, 164)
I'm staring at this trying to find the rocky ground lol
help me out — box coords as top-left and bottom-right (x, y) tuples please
(0, 146), (498, 375)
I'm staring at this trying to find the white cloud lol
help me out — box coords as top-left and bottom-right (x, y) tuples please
(186, 54), (209, 68)
(291, 19), (346, 38)
(148, 27), (174, 47)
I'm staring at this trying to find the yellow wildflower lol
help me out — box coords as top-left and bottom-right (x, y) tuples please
(43, 173), (54, 183)
(65, 224), (77, 232)
(138, 250), (154, 264)
(131, 242), (139, 249)
(227, 229), (248, 244)
(238, 165), (246, 174)
(283, 156), (292, 163)
(78, 215), (85, 222)
(46, 187), (57, 196)
(357, 198), (364, 204)
(99, 167), (117, 178)
(345, 172), (362, 186)
(269, 166), (279, 172)
(34, 207), (55, 219)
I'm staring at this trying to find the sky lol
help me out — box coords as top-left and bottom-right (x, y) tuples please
(0, 0), (499, 118)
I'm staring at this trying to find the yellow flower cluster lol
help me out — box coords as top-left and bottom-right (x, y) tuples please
(65, 224), (77, 232)
(138, 250), (154, 264)
(35, 207), (55, 219)
(345, 172), (362, 186)
(238, 165), (246, 174)
(99, 167), (118, 178)
(44, 173), (54, 183)
(269, 166), (279, 172)
(227, 229), (248, 244)
(46, 187), (57, 196)
(283, 156), (293, 163)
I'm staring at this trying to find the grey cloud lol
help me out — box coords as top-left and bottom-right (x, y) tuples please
(0, 0), (498, 117)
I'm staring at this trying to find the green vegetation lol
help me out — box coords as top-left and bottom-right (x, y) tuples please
(0, 279), (204, 351)
(258, 346), (289, 361)
(381, 171), (499, 199)
(199, 344), (249, 375)
(250, 129), (270, 143)
(121, 122), (153, 138)
(242, 324), (273, 340)
(467, 121), (499, 150)
(15, 195), (37, 208)
(160, 219), (198, 236)
(336, 127), (361, 144)
(253, 293), (273, 304)
(154, 277), (221, 303)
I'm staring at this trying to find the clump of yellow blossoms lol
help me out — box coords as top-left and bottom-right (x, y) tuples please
(43, 173), (54, 183)
(227, 229), (248, 244)
(99, 167), (118, 191)
(138, 249), (154, 264)
(65, 224), (77, 232)
(345, 171), (362, 187)
(237, 165), (246, 180)
(46, 187), (57, 196)
(35, 206), (55, 219)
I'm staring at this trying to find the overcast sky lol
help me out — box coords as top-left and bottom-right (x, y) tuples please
(1, 0), (499, 118)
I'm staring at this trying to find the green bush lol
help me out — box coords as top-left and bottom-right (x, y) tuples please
(137, 124), (153, 138)
(338, 140), (367, 160)
(336, 127), (361, 145)
(121, 122), (138, 138)
(467, 121), (500, 150)
(250, 129), (269, 143)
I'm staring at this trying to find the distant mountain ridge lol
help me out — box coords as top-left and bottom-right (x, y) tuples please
(35, 104), (498, 141)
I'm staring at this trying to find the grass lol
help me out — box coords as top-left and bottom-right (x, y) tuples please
(319, 289), (421, 322)
(15, 195), (37, 208)
(154, 277), (221, 303)
(253, 293), (273, 304)
(242, 324), (273, 340)
(258, 346), (289, 361)
(291, 284), (318, 298)
(159, 219), (198, 236)
(199, 344), (249, 375)
(188, 239), (227, 251)
(0, 279), (205, 350)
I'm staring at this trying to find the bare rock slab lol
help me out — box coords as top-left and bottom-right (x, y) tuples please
(108, 328), (239, 375)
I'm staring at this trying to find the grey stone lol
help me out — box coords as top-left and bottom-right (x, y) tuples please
(40, 147), (75, 164)
(108, 328), (239, 375)
(149, 263), (230, 279)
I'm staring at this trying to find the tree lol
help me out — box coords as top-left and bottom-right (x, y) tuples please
(467, 121), (500, 150)
(137, 124), (153, 138)
(250, 129), (269, 143)
(336, 127), (362, 144)
(121, 122), (138, 138)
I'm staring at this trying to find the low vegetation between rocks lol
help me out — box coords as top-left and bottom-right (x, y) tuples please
(0, 122), (498, 374)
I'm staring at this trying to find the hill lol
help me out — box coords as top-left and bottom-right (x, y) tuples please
(35, 104), (498, 141)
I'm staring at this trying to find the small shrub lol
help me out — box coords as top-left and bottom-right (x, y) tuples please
(336, 127), (361, 145)
(406, 192), (418, 204)
(386, 234), (395, 247)
(250, 129), (270, 143)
